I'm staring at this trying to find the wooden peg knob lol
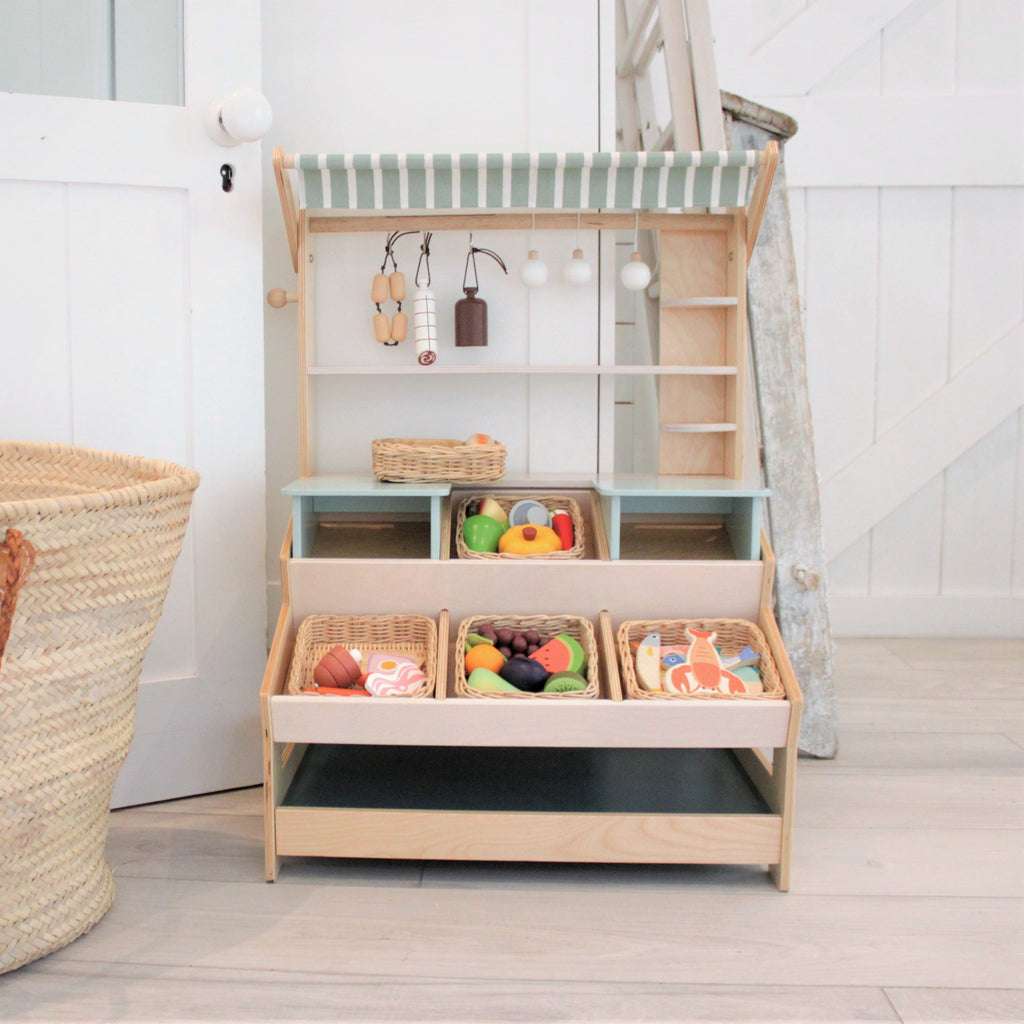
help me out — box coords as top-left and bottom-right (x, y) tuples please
(267, 288), (297, 308)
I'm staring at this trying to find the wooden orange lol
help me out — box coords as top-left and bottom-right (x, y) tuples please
(465, 642), (505, 674)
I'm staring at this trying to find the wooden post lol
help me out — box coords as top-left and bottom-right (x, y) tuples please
(723, 91), (839, 759)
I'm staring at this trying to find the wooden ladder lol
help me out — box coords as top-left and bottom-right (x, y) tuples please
(615, 0), (838, 756)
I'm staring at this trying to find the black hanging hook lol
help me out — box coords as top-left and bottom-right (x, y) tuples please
(381, 229), (418, 273)
(462, 236), (508, 293)
(415, 231), (433, 288)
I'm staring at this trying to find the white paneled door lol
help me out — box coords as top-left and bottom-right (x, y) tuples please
(0, 2), (267, 805)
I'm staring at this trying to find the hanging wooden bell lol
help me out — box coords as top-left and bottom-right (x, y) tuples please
(455, 241), (507, 347)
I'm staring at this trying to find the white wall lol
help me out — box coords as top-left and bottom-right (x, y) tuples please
(260, 0), (608, 625)
(709, 0), (1024, 637)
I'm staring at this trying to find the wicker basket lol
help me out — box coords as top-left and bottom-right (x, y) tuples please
(0, 441), (198, 974)
(372, 437), (506, 483)
(286, 613), (437, 697)
(455, 613), (600, 699)
(455, 494), (586, 560)
(617, 618), (784, 700)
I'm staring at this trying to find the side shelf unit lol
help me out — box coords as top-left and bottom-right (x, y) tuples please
(263, 145), (803, 889)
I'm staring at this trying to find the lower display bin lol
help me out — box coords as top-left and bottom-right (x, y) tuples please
(261, 539), (802, 889)
(454, 612), (602, 699)
(286, 612), (440, 698)
(275, 744), (783, 866)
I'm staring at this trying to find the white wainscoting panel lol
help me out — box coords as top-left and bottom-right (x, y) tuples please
(0, 181), (72, 440)
(707, 0), (1024, 636)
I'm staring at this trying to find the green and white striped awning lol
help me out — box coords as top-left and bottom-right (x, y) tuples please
(292, 151), (762, 212)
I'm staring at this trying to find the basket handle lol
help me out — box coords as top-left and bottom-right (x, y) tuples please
(0, 528), (36, 671)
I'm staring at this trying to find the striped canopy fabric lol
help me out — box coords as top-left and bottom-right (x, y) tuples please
(293, 151), (762, 212)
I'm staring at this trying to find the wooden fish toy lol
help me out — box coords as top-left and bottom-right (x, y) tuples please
(661, 627), (749, 695)
(659, 642), (760, 671)
(634, 631), (663, 691)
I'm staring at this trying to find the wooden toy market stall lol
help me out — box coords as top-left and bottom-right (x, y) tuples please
(261, 142), (803, 890)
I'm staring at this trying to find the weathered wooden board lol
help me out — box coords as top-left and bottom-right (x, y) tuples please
(724, 92), (839, 758)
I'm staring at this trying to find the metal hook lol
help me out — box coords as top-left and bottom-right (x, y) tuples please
(382, 229), (418, 272)
(415, 231), (432, 288)
(463, 241), (508, 292)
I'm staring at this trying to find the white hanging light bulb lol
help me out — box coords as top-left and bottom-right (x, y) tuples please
(620, 211), (652, 292)
(562, 212), (592, 286)
(518, 213), (548, 287)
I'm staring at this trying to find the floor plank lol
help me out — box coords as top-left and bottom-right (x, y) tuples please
(0, 962), (905, 1023)
(791, 827), (1024, 897)
(795, 771), (1022, 829)
(804, 729), (1024, 774)
(885, 987), (1024, 1023)
(9, 874), (1021, 991)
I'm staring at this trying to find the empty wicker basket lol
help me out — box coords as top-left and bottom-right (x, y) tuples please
(372, 437), (506, 483)
(0, 441), (199, 974)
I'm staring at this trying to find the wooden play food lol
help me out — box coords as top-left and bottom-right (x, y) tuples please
(303, 685), (371, 697)
(508, 499), (551, 527)
(463, 513), (506, 553)
(530, 634), (586, 674)
(616, 618), (784, 701)
(465, 642), (505, 674)
(551, 509), (574, 550)
(478, 497), (508, 525)
(456, 494), (585, 560)
(498, 655), (549, 692)
(285, 613), (437, 699)
(498, 524), (561, 555)
(313, 645), (363, 689)
(454, 613), (600, 699)
(543, 671), (587, 693)
(467, 667), (519, 692)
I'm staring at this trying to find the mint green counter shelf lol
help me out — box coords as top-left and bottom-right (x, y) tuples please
(284, 475), (451, 559)
(591, 473), (770, 560)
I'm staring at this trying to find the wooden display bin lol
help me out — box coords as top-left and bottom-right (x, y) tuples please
(449, 485), (609, 561)
(450, 611), (616, 700)
(261, 529), (801, 890)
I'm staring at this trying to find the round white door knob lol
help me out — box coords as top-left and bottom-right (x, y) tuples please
(205, 89), (273, 147)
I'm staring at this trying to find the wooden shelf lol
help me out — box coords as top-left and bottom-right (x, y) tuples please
(661, 423), (738, 433)
(307, 364), (738, 376)
(275, 746), (782, 865)
(270, 688), (793, 749)
(661, 296), (739, 308)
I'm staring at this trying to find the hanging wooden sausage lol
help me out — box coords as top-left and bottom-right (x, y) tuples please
(413, 232), (437, 365)
(371, 230), (416, 346)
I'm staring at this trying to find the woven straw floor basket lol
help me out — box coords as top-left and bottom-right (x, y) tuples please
(0, 441), (199, 974)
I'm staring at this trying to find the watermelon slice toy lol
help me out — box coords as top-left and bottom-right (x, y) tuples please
(529, 633), (585, 675)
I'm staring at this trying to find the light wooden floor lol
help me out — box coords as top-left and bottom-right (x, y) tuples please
(2, 637), (1022, 1023)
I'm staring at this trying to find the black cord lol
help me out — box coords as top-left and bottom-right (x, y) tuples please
(416, 232), (433, 288)
(463, 242), (508, 291)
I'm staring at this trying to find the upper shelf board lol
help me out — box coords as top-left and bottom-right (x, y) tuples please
(282, 149), (767, 213)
